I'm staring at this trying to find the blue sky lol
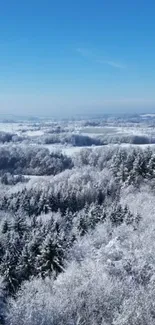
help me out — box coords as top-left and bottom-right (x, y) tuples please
(0, 0), (155, 116)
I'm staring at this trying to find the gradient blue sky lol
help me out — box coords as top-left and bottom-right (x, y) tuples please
(0, 0), (155, 116)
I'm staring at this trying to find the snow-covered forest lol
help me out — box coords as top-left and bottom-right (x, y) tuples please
(1, 114), (155, 324)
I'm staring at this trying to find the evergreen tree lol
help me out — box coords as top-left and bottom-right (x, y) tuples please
(17, 244), (36, 282)
(37, 235), (64, 278)
(12, 215), (27, 237)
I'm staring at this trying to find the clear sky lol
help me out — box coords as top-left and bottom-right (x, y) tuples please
(0, 0), (155, 116)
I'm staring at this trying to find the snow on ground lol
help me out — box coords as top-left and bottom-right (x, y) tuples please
(0, 123), (22, 134)
(1, 122), (155, 158)
(116, 126), (155, 136)
(44, 143), (155, 156)
(140, 114), (155, 117)
(24, 130), (44, 136)
(0, 122), (46, 137)
(43, 144), (106, 155)
(1, 122), (155, 139)
(0, 123), (44, 136)
(79, 126), (118, 135)
(79, 125), (155, 137)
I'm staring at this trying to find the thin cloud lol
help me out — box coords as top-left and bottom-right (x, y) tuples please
(97, 59), (126, 69)
(76, 48), (95, 58)
(76, 48), (126, 69)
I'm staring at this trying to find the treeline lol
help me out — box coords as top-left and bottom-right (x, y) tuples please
(1, 146), (155, 218)
(42, 133), (104, 146)
(0, 146), (155, 324)
(2, 128), (155, 147)
(0, 132), (25, 143)
(1, 173), (29, 185)
(0, 167), (117, 215)
(74, 146), (155, 184)
(37, 132), (155, 146)
(98, 134), (155, 145)
(0, 146), (73, 176)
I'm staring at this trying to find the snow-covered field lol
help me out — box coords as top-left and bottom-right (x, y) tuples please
(79, 125), (155, 137)
(0, 123), (22, 134)
(1, 118), (155, 158)
(44, 143), (155, 156)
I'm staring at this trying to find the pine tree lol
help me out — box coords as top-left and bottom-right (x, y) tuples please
(124, 205), (134, 225)
(37, 235), (64, 278)
(2, 220), (10, 234)
(12, 215), (27, 237)
(0, 249), (19, 295)
(147, 154), (155, 178)
(17, 244), (36, 282)
(110, 204), (124, 226)
(0, 277), (6, 325)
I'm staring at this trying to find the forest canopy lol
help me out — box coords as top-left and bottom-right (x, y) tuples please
(0, 142), (155, 324)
